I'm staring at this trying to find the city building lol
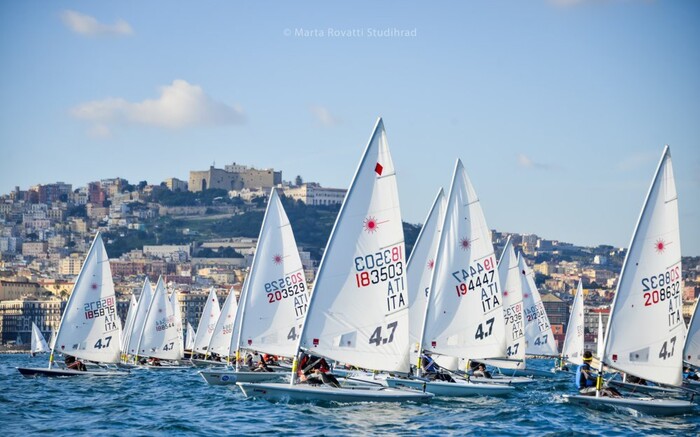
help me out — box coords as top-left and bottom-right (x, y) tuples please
(58, 253), (84, 276)
(0, 279), (42, 300)
(143, 245), (191, 262)
(164, 177), (188, 192)
(189, 163), (282, 193)
(282, 183), (346, 206)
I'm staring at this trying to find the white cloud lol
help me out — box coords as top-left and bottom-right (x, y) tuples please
(310, 105), (340, 126)
(61, 10), (133, 37)
(88, 124), (112, 139)
(517, 153), (552, 170)
(71, 80), (245, 135)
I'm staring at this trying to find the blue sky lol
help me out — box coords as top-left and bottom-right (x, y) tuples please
(1, 1), (699, 255)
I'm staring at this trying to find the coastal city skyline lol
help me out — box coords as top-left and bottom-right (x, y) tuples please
(1, 2), (699, 255)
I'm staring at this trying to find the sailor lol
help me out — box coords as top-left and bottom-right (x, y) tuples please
(472, 361), (493, 379)
(420, 352), (454, 382)
(297, 353), (340, 387)
(575, 351), (597, 395)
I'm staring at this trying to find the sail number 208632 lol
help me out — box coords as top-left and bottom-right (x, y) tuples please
(641, 265), (680, 307)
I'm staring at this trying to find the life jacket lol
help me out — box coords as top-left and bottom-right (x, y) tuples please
(576, 363), (594, 389)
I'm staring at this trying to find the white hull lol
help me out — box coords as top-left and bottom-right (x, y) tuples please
(495, 367), (555, 378)
(469, 375), (534, 385)
(190, 358), (227, 368)
(563, 394), (695, 416)
(17, 366), (128, 378)
(199, 369), (288, 385)
(237, 382), (433, 403)
(385, 377), (515, 397)
(139, 364), (191, 371)
(609, 380), (690, 398)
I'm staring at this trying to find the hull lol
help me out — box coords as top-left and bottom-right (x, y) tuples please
(199, 369), (288, 385)
(237, 382), (433, 403)
(609, 380), (689, 398)
(469, 375), (534, 385)
(190, 358), (228, 368)
(17, 367), (128, 378)
(495, 368), (555, 378)
(563, 394), (695, 416)
(140, 364), (191, 371)
(385, 377), (514, 397)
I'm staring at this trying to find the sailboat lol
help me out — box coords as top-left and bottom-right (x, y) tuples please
(685, 299), (700, 369)
(30, 322), (50, 356)
(119, 294), (138, 363)
(204, 287), (238, 361)
(18, 233), (127, 377)
(564, 146), (694, 415)
(200, 188), (309, 385)
(683, 299), (700, 388)
(237, 119), (432, 402)
(385, 159), (514, 397)
(494, 255), (558, 377)
(123, 278), (154, 363)
(190, 288), (221, 366)
(477, 238), (534, 385)
(407, 189), (446, 367)
(185, 321), (196, 358)
(557, 280), (585, 370)
(135, 277), (186, 368)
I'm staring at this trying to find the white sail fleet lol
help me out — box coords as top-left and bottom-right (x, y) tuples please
(16, 121), (698, 415)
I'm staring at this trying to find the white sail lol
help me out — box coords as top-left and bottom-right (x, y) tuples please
(484, 238), (526, 369)
(420, 159), (506, 361)
(48, 328), (56, 350)
(561, 281), (585, 365)
(31, 322), (50, 354)
(596, 312), (605, 359)
(235, 189), (309, 359)
(51, 233), (122, 364)
(208, 287), (239, 357)
(120, 294), (138, 353)
(603, 146), (685, 386)
(297, 118), (410, 373)
(194, 288), (221, 354)
(170, 290), (184, 359)
(407, 189), (446, 364)
(421, 160), (505, 359)
(126, 278), (154, 356)
(138, 278), (182, 360)
(684, 299), (700, 368)
(521, 256), (558, 356)
(186, 321), (196, 351)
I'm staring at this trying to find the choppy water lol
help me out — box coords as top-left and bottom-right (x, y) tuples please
(2, 355), (699, 436)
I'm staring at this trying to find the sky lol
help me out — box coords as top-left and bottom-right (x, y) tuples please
(1, 1), (699, 255)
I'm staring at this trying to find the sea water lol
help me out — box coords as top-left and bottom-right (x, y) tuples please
(2, 355), (698, 436)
